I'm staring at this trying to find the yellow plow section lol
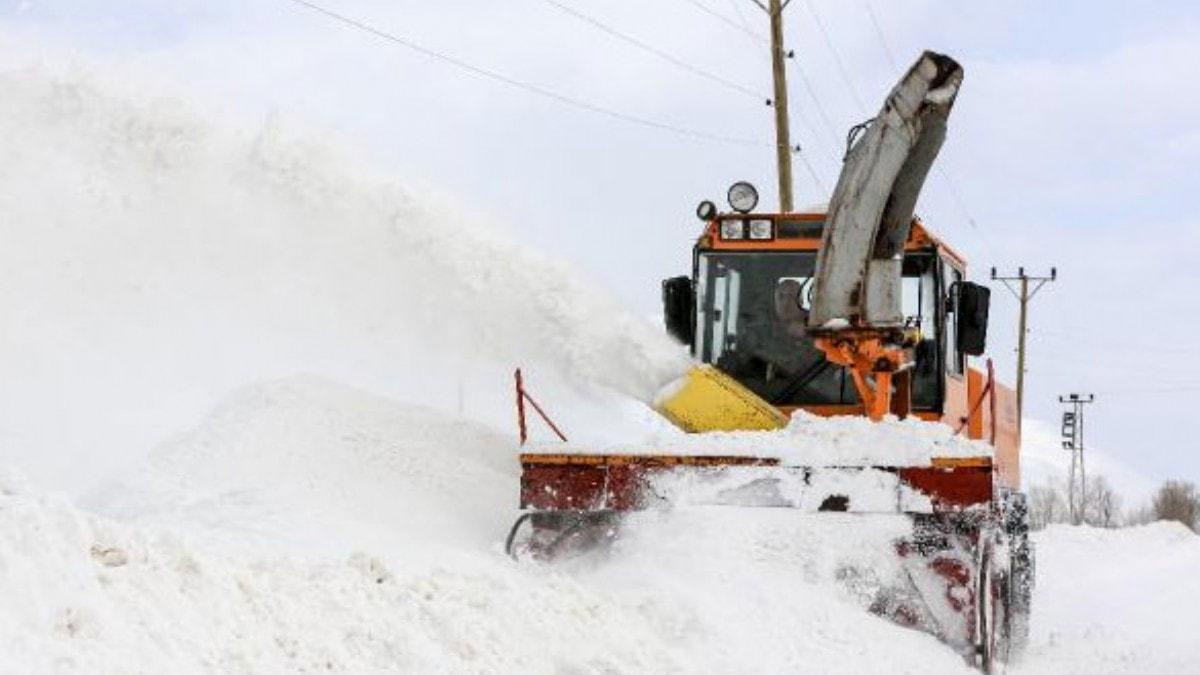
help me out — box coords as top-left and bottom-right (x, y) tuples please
(654, 365), (789, 433)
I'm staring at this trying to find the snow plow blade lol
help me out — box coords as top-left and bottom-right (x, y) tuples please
(513, 453), (991, 514)
(653, 365), (789, 433)
(508, 452), (1031, 672)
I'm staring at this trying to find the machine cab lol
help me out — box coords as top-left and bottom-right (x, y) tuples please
(663, 208), (990, 425)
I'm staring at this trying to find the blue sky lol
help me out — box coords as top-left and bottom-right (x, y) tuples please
(4, 0), (1199, 488)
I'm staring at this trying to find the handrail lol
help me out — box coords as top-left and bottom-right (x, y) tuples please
(514, 368), (569, 445)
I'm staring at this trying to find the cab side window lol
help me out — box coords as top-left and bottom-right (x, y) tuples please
(944, 263), (965, 376)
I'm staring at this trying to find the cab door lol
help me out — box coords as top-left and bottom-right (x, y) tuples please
(940, 258), (969, 426)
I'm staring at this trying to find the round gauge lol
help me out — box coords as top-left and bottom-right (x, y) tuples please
(696, 200), (718, 221)
(727, 181), (759, 213)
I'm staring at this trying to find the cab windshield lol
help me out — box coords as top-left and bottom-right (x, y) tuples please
(695, 250), (941, 408)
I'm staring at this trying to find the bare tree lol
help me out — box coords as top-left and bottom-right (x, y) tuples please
(1028, 475), (1124, 529)
(1152, 480), (1199, 532)
(1028, 479), (1068, 530)
(1124, 503), (1157, 527)
(1083, 475), (1122, 528)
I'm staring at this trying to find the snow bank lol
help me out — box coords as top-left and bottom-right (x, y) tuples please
(91, 376), (518, 563)
(1015, 522), (1200, 674)
(0, 480), (970, 674)
(0, 475), (704, 673)
(533, 410), (993, 466)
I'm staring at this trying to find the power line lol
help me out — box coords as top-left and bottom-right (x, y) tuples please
(1030, 328), (1200, 358)
(701, 0), (843, 162)
(679, 0), (839, 162)
(1031, 350), (1185, 375)
(796, 148), (827, 193)
(1092, 385), (1200, 396)
(545, 0), (830, 197)
(933, 164), (997, 249)
(680, 0), (767, 44)
(725, 0), (757, 37)
(790, 56), (843, 158)
(846, 0), (1002, 262)
(284, 0), (776, 149)
(862, 0), (901, 73)
(542, 0), (769, 102)
(803, 0), (868, 113)
(675, 0), (835, 194)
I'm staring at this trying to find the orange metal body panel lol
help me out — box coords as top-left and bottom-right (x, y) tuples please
(942, 372), (969, 433)
(989, 381), (1021, 490)
(702, 214), (968, 268)
(702, 212), (825, 251)
(967, 368), (987, 441)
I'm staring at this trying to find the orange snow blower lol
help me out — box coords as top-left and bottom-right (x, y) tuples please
(506, 52), (1032, 672)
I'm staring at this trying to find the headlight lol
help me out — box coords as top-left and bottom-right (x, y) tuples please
(696, 200), (718, 221)
(720, 219), (746, 240)
(748, 219), (773, 240)
(727, 181), (759, 213)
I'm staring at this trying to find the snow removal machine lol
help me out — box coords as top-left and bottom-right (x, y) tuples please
(506, 52), (1032, 670)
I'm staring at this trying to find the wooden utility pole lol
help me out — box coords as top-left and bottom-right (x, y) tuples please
(753, 0), (795, 212)
(992, 267), (1056, 432)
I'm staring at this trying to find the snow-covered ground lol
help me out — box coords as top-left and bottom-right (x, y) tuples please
(1, 46), (1196, 675)
(3, 377), (1198, 673)
(1016, 522), (1200, 674)
(4, 377), (974, 674)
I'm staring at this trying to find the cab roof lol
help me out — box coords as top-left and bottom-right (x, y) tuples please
(697, 211), (968, 269)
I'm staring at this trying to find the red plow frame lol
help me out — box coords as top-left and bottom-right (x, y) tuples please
(508, 451), (1029, 672)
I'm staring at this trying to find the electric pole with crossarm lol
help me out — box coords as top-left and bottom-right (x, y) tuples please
(991, 267), (1056, 432)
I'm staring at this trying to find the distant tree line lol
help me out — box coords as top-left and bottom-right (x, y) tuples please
(1028, 476), (1199, 533)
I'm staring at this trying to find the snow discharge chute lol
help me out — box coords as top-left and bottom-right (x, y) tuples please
(809, 51), (963, 330)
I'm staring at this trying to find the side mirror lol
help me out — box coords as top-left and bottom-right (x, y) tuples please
(662, 276), (695, 346)
(954, 281), (990, 356)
